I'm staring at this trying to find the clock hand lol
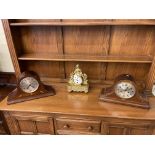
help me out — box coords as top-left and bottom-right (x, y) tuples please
(121, 88), (127, 91)
(121, 87), (128, 91)
(27, 84), (31, 89)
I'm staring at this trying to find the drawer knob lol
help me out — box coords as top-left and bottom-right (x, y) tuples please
(88, 126), (93, 131)
(63, 124), (70, 129)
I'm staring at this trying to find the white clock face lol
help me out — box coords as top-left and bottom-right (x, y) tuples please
(115, 82), (136, 99)
(73, 75), (83, 85)
(19, 77), (39, 93)
(152, 84), (155, 96)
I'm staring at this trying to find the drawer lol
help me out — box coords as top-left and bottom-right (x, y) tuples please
(55, 117), (101, 135)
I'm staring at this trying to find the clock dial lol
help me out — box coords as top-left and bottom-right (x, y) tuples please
(152, 84), (155, 96)
(20, 77), (39, 93)
(73, 75), (83, 85)
(115, 82), (136, 99)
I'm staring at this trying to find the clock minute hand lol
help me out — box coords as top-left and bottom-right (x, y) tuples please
(27, 84), (31, 89)
(121, 87), (128, 91)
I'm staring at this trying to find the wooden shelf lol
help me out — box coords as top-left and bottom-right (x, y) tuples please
(10, 20), (155, 26)
(18, 53), (153, 63)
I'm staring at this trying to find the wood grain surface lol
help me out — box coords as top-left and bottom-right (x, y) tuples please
(63, 26), (110, 55)
(9, 19), (155, 26)
(109, 26), (155, 56)
(1, 83), (155, 120)
(106, 63), (151, 81)
(3, 20), (155, 85)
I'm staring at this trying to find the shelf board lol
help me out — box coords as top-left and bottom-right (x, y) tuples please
(10, 20), (155, 26)
(18, 53), (153, 63)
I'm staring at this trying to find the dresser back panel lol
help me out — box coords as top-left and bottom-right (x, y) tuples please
(9, 24), (155, 83)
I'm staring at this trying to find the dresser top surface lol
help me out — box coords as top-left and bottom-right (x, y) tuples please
(0, 83), (155, 120)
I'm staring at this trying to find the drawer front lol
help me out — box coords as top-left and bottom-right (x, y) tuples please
(4, 112), (54, 135)
(55, 117), (101, 135)
(101, 118), (155, 135)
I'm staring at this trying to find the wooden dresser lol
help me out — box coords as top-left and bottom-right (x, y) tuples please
(0, 73), (16, 134)
(1, 19), (155, 135)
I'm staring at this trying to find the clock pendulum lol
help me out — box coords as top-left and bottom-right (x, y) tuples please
(99, 74), (150, 109)
(7, 71), (55, 104)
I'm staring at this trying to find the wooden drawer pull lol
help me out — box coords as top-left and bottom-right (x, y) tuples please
(63, 124), (70, 129)
(88, 126), (93, 131)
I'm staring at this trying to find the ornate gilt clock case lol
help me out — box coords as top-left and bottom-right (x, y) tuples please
(67, 64), (89, 93)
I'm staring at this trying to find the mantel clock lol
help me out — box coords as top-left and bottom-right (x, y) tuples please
(7, 71), (55, 104)
(67, 64), (89, 93)
(100, 74), (150, 109)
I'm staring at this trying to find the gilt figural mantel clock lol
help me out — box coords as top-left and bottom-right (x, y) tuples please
(67, 64), (89, 93)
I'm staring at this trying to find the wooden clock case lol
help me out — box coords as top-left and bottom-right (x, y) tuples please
(7, 71), (55, 104)
(1, 19), (155, 135)
(100, 74), (150, 109)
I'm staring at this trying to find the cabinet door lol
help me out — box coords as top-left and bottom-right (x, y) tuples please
(4, 112), (54, 135)
(0, 121), (6, 134)
(0, 112), (7, 134)
(101, 120), (154, 135)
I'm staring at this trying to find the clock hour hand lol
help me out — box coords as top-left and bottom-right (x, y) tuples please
(27, 84), (34, 89)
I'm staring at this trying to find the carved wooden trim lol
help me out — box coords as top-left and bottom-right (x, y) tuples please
(48, 118), (55, 134)
(14, 118), (22, 134)
(146, 57), (155, 89)
(3, 112), (18, 134)
(33, 121), (38, 134)
(2, 20), (21, 78)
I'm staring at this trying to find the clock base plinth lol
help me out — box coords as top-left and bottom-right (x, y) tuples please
(99, 87), (150, 109)
(67, 84), (89, 93)
(7, 85), (55, 105)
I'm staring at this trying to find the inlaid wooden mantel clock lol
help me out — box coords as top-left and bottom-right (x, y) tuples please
(7, 71), (55, 104)
(100, 74), (150, 109)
